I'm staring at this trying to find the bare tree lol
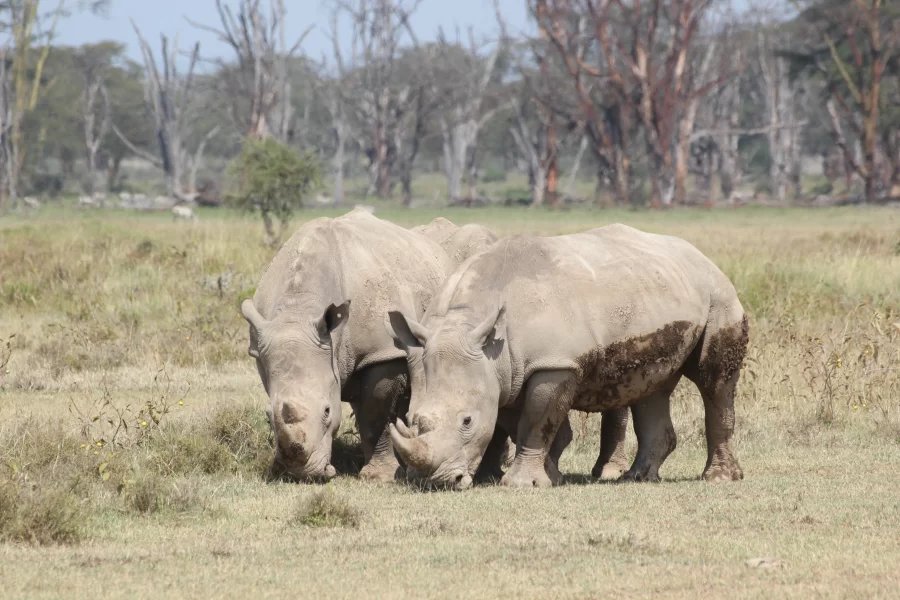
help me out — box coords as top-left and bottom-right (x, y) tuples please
(74, 48), (110, 192)
(188, 0), (311, 141)
(0, 0), (63, 209)
(330, 0), (426, 200)
(113, 23), (216, 199)
(788, 0), (900, 202)
(437, 28), (503, 203)
(320, 9), (356, 206)
(756, 19), (804, 201)
(499, 3), (562, 206)
(534, 2), (633, 205)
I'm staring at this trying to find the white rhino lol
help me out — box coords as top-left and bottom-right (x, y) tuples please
(412, 218), (499, 266)
(408, 218), (520, 480)
(386, 224), (748, 489)
(241, 209), (452, 482)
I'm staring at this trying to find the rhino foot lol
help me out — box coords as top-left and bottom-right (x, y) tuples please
(359, 462), (403, 483)
(501, 461), (555, 488)
(701, 463), (743, 482)
(620, 467), (661, 483)
(593, 462), (627, 480)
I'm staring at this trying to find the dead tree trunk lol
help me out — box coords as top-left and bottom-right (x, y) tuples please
(439, 29), (501, 203)
(112, 23), (209, 200)
(188, 0), (311, 142)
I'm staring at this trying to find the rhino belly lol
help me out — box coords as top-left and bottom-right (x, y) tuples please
(571, 320), (703, 412)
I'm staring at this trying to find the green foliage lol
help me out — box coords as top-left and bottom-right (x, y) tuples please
(481, 167), (507, 184)
(294, 487), (360, 528)
(809, 179), (834, 196)
(228, 138), (321, 243)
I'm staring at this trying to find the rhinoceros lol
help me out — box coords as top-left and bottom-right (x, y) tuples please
(240, 209), (452, 482)
(385, 224), (748, 489)
(412, 218), (499, 266)
(407, 218), (521, 481)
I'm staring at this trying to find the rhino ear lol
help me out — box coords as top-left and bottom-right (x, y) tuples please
(385, 311), (431, 350)
(316, 301), (351, 342)
(468, 304), (506, 350)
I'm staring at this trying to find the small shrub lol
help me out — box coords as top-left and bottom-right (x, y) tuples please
(123, 473), (204, 515)
(293, 488), (360, 528)
(809, 180), (834, 196)
(207, 402), (272, 473)
(153, 434), (233, 476)
(228, 137), (322, 246)
(481, 168), (506, 183)
(0, 483), (87, 545)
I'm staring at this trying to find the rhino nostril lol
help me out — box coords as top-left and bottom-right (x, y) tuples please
(454, 474), (464, 485)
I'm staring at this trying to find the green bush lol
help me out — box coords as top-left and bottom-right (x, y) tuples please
(294, 487), (360, 528)
(228, 137), (321, 246)
(481, 168), (506, 183)
(809, 180), (834, 196)
(123, 474), (204, 515)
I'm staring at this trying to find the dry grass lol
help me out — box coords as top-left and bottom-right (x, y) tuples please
(1, 205), (899, 598)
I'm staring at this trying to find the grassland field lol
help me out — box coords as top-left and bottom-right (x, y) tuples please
(1, 202), (899, 599)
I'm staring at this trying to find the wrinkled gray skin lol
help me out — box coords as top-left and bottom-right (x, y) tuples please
(387, 224), (748, 489)
(241, 209), (451, 482)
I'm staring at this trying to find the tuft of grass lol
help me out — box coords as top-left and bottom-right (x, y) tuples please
(0, 482), (88, 545)
(123, 473), (205, 515)
(293, 487), (361, 528)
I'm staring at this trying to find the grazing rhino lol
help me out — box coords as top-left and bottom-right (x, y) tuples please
(386, 224), (748, 489)
(241, 209), (451, 482)
(408, 218), (519, 481)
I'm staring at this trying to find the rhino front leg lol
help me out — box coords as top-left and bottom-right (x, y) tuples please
(591, 408), (630, 480)
(350, 360), (409, 483)
(501, 369), (576, 488)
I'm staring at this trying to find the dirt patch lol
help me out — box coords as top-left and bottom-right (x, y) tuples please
(573, 321), (699, 411)
(695, 314), (750, 389)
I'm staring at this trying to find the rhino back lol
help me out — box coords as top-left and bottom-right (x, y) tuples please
(254, 211), (451, 375)
(412, 218), (498, 268)
(433, 224), (736, 399)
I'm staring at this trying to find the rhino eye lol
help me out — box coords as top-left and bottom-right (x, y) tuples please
(324, 406), (331, 418)
(462, 416), (472, 427)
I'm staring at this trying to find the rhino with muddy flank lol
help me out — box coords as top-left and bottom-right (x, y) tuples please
(386, 224), (748, 489)
(241, 210), (452, 482)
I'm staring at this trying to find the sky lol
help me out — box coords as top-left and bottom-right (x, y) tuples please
(55, 0), (530, 65)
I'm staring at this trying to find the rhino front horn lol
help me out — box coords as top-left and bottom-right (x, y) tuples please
(389, 422), (432, 470)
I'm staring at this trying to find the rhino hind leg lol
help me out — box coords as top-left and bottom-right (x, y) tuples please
(501, 369), (576, 488)
(348, 360), (409, 483)
(696, 369), (744, 482)
(684, 313), (748, 483)
(591, 408), (630, 480)
(622, 378), (680, 482)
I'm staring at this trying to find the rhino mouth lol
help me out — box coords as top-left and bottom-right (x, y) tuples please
(276, 458), (337, 483)
(404, 467), (473, 491)
(391, 420), (473, 491)
(274, 441), (336, 483)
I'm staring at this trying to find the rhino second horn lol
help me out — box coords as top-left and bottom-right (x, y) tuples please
(395, 418), (414, 439)
(389, 424), (432, 470)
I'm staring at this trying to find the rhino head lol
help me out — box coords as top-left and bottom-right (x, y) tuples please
(385, 306), (506, 490)
(242, 298), (350, 482)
